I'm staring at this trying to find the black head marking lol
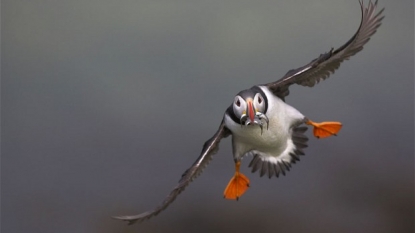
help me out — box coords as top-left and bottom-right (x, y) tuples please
(226, 86), (269, 124)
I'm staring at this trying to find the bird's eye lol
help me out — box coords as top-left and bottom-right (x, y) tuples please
(236, 100), (241, 107)
(258, 96), (262, 104)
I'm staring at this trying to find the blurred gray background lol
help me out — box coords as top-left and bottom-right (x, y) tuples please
(2, 0), (414, 232)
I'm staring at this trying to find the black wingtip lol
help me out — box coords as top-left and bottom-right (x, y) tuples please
(112, 216), (139, 225)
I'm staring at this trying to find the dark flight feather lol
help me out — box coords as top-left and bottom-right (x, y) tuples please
(265, 0), (384, 100)
(112, 120), (230, 224)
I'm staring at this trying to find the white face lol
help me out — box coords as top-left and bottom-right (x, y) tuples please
(253, 93), (266, 114)
(233, 95), (247, 119)
(233, 93), (268, 125)
(232, 91), (269, 132)
(233, 93), (266, 119)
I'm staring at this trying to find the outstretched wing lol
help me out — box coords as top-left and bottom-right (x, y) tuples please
(113, 120), (231, 225)
(266, 0), (384, 99)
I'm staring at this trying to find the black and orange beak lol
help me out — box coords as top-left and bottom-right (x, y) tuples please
(246, 99), (255, 123)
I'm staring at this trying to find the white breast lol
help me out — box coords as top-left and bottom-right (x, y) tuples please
(224, 86), (305, 162)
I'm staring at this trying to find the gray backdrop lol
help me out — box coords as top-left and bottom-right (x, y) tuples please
(2, 0), (414, 232)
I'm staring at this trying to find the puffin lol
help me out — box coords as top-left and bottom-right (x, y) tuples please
(113, 0), (384, 225)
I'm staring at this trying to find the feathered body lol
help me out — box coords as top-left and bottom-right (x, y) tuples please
(113, 0), (385, 225)
(225, 86), (307, 178)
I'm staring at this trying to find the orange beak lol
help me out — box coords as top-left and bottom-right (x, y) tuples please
(247, 100), (255, 122)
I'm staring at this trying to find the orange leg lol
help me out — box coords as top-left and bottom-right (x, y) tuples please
(306, 120), (342, 139)
(223, 161), (250, 200)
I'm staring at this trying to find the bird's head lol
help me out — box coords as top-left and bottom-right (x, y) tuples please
(233, 88), (269, 133)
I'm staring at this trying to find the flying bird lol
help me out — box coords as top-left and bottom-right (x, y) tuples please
(113, 0), (384, 225)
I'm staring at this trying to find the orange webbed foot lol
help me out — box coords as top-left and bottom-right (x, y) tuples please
(224, 172), (250, 200)
(223, 162), (250, 200)
(306, 120), (342, 139)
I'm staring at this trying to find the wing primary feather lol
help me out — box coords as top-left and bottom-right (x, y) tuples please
(113, 119), (230, 224)
(265, 0), (384, 99)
